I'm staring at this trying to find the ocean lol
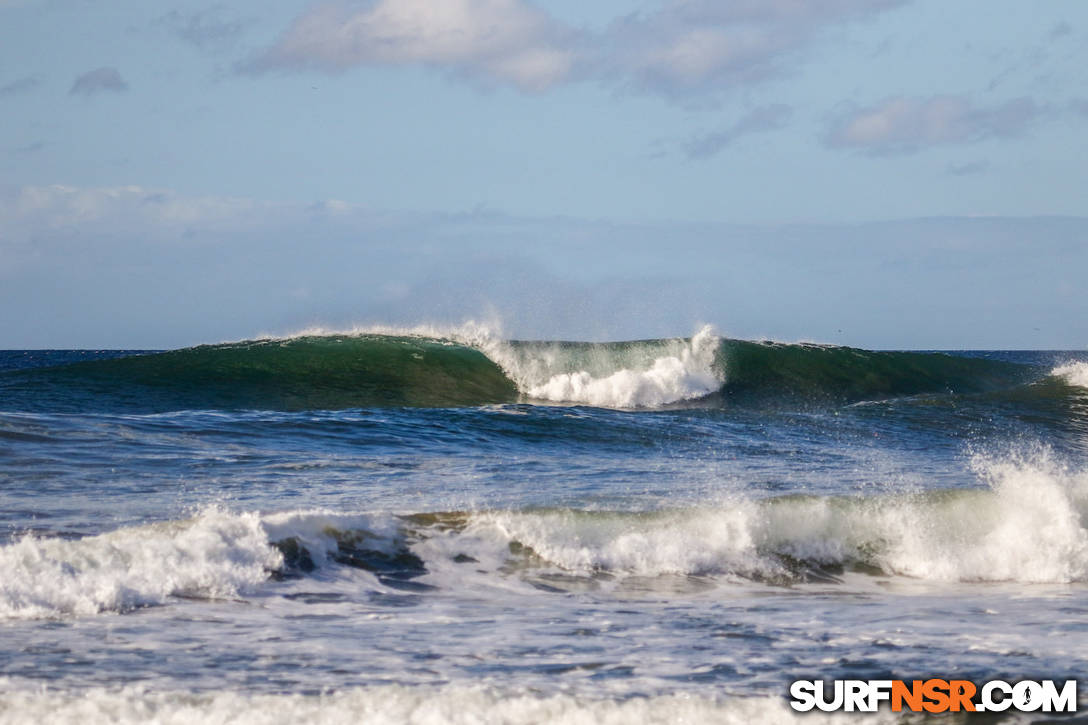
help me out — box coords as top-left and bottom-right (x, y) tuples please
(1, 326), (1086, 723)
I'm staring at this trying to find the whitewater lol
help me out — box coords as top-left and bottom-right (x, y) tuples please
(1, 330), (1087, 722)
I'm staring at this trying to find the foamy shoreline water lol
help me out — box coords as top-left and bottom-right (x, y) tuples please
(0, 684), (900, 725)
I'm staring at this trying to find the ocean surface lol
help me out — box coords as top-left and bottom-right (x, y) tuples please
(1, 326), (1087, 723)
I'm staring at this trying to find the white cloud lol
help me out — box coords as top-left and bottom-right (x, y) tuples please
(3, 183), (1088, 349)
(606, 21), (786, 95)
(603, 0), (905, 97)
(248, 0), (579, 91)
(826, 96), (1041, 154)
(247, 0), (904, 97)
(0, 184), (262, 238)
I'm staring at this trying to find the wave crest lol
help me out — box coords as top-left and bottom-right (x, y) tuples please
(3, 325), (1041, 411)
(1054, 361), (1088, 388)
(4, 452), (1087, 620)
(0, 510), (280, 619)
(461, 451), (1088, 584)
(512, 326), (723, 407)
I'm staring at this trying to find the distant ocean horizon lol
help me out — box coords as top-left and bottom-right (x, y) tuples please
(2, 326), (1087, 722)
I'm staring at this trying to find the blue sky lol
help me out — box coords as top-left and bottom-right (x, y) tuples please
(1, 0), (1086, 348)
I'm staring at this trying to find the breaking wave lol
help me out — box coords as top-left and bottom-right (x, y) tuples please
(470, 451), (1088, 584)
(3, 453), (1085, 620)
(501, 326), (722, 407)
(0, 325), (1038, 412)
(1053, 361), (1088, 389)
(0, 510), (279, 619)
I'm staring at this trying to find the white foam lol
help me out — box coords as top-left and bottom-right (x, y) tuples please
(1053, 361), (1088, 388)
(456, 451), (1088, 584)
(260, 509), (405, 565)
(6, 452), (1085, 621)
(880, 451), (1088, 582)
(514, 326), (722, 408)
(0, 509), (417, 620)
(0, 510), (281, 619)
(751, 453), (1088, 583)
(472, 506), (772, 579)
(0, 683), (881, 725)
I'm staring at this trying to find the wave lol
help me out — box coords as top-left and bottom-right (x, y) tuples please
(494, 326), (723, 407)
(1053, 361), (1088, 389)
(720, 340), (1034, 405)
(1, 332), (518, 411)
(0, 325), (1037, 411)
(0, 510), (279, 619)
(4, 453), (1085, 619)
(471, 452), (1088, 584)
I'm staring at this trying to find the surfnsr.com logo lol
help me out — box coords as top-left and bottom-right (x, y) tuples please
(790, 679), (1078, 713)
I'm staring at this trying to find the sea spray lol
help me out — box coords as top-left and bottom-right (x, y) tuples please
(6, 449), (1087, 621)
(474, 453), (1088, 583)
(1054, 361), (1088, 388)
(515, 326), (723, 407)
(0, 510), (280, 618)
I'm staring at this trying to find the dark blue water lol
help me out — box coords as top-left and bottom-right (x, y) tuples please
(1, 334), (1086, 722)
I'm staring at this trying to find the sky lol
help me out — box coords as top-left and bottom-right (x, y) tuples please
(1, 0), (1086, 349)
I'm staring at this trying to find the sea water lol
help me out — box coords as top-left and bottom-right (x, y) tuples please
(1, 327), (1086, 722)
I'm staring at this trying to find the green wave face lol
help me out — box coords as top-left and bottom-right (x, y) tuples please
(8, 335), (518, 411)
(1, 333), (1042, 412)
(719, 340), (1031, 403)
